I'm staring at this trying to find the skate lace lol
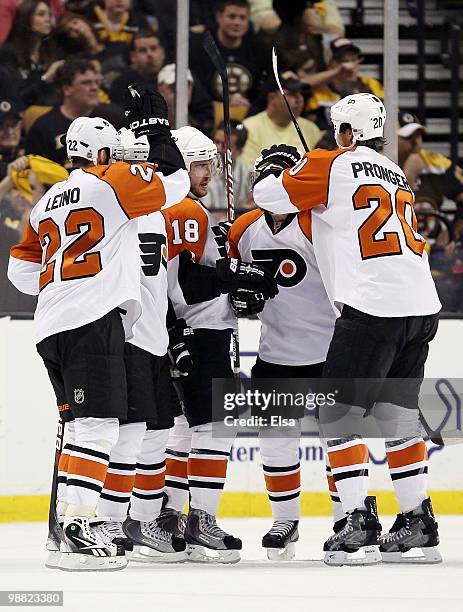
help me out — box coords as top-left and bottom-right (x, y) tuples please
(200, 511), (228, 539)
(381, 517), (412, 543)
(143, 521), (172, 543)
(268, 520), (296, 537)
(102, 521), (126, 538)
(330, 514), (354, 542)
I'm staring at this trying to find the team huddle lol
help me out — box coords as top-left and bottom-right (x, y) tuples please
(8, 85), (442, 571)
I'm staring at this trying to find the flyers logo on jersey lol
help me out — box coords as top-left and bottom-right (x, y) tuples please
(251, 249), (307, 288)
(138, 232), (168, 276)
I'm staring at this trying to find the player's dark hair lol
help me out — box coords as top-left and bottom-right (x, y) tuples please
(217, 119), (248, 149)
(217, 0), (250, 12)
(130, 29), (165, 52)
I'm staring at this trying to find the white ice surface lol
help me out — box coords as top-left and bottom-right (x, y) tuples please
(0, 517), (462, 612)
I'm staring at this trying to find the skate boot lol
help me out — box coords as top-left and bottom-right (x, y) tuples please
(262, 520), (299, 561)
(380, 497), (442, 564)
(323, 496), (382, 566)
(58, 517), (127, 571)
(122, 518), (187, 563)
(98, 521), (133, 552)
(184, 508), (242, 563)
(45, 520), (64, 570)
(156, 506), (187, 538)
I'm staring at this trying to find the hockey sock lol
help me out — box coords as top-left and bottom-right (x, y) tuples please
(165, 415), (192, 512)
(259, 434), (300, 520)
(325, 458), (345, 523)
(97, 422), (146, 521)
(130, 428), (169, 522)
(188, 423), (234, 516)
(65, 417), (119, 518)
(56, 420), (76, 516)
(326, 437), (370, 513)
(386, 437), (428, 512)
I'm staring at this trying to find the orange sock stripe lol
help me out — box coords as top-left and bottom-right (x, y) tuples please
(329, 444), (369, 469)
(67, 456), (108, 483)
(326, 474), (337, 493)
(188, 457), (228, 479)
(135, 471), (165, 491)
(58, 453), (70, 473)
(386, 441), (428, 469)
(104, 472), (136, 493)
(264, 471), (301, 493)
(166, 458), (188, 479)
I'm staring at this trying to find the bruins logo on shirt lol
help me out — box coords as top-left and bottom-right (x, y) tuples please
(213, 63), (252, 98)
(251, 248), (307, 288)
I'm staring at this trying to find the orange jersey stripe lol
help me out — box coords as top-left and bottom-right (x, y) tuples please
(228, 209), (263, 258)
(386, 441), (428, 469)
(104, 472), (135, 493)
(297, 210), (313, 242)
(329, 444), (369, 469)
(264, 471), (301, 494)
(162, 197), (209, 261)
(10, 221), (42, 264)
(166, 457), (188, 479)
(67, 456), (108, 483)
(134, 472), (165, 491)
(188, 457), (228, 479)
(326, 473), (337, 493)
(58, 453), (70, 473)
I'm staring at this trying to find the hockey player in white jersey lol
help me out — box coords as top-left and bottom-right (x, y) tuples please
(252, 93), (442, 565)
(8, 86), (190, 571)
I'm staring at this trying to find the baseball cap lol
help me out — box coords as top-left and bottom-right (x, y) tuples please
(0, 99), (22, 123)
(397, 110), (426, 137)
(157, 64), (193, 86)
(265, 71), (309, 94)
(330, 37), (362, 59)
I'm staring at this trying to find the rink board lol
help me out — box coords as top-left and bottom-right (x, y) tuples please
(1, 317), (462, 521)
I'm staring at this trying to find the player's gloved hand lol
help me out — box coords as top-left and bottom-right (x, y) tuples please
(124, 83), (170, 138)
(168, 319), (194, 376)
(212, 221), (232, 257)
(253, 144), (302, 186)
(216, 257), (278, 299)
(230, 290), (266, 317)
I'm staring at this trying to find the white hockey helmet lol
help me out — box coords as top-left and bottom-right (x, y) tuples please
(171, 126), (222, 175)
(117, 127), (150, 161)
(66, 116), (120, 163)
(330, 93), (386, 146)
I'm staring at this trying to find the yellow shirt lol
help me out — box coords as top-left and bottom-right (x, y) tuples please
(241, 111), (321, 167)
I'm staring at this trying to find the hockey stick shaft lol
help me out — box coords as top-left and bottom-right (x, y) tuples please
(272, 47), (310, 153)
(203, 32), (241, 390)
(48, 416), (64, 540)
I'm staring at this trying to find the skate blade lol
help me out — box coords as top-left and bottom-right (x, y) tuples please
(381, 546), (442, 564)
(58, 552), (127, 572)
(186, 545), (241, 564)
(44, 550), (61, 569)
(324, 545), (382, 566)
(266, 542), (296, 562)
(127, 545), (188, 564)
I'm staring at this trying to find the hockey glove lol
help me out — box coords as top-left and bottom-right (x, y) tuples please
(211, 221), (232, 258)
(216, 257), (279, 299)
(253, 144), (302, 186)
(230, 290), (266, 317)
(168, 319), (194, 376)
(125, 83), (171, 139)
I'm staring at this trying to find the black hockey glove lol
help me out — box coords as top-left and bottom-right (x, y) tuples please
(211, 221), (232, 258)
(253, 144), (302, 186)
(168, 319), (194, 376)
(230, 290), (266, 317)
(215, 257), (279, 299)
(125, 83), (170, 139)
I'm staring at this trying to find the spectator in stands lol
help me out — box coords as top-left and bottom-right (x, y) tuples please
(202, 119), (253, 211)
(0, 0), (64, 106)
(0, 0), (20, 48)
(0, 99), (24, 181)
(241, 71), (321, 167)
(157, 64), (215, 137)
(25, 58), (123, 166)
(305, 37), (384, 130)
(108, 30), (166, 106)
(189, 0), (272, 113)
(56, 12), (129, 89)
(272, 0), (344, 36)
(89, 0), (151, 45)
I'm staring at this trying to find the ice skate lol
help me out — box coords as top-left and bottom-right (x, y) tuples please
(58, 517), (127, 571)
(380, 498), (442, 564)
(123, 518), (187, 563)
(262, 520), (299, 561)
(98, 520), (133, 552)
(156, 505), (187, 538)
(323, 496), (382, 566)
(184, 508), (242, 563)
(45, 520), (64, 569)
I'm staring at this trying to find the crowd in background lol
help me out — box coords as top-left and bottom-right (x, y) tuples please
(0, 0), (462, 312)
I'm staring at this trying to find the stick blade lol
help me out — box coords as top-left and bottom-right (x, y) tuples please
(271, 47), (284, 96)
(203, 32), (227, 80)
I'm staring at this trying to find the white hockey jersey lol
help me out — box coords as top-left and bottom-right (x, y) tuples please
(162, 196), (236, 330)
(128, 212), (169, 356)
(229, 209), (336, 365)
(8, 163), (189, 343)
(253, 146), (441, 317)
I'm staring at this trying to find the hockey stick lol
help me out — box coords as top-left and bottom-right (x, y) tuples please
(272, 47), (310, 153)
(47, 416), (65, 545)
(203, 32), (241, 390)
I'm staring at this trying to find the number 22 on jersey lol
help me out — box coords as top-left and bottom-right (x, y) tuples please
(353, 185), (425, 260)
